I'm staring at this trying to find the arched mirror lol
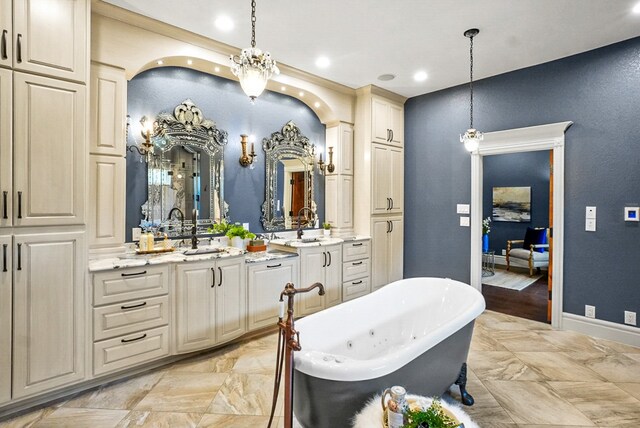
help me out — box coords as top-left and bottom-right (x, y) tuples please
(142, 99), (228, 235)
(261, 121), (317, 231)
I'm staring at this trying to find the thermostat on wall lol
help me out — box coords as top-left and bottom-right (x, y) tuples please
(624, 207), (639, 222)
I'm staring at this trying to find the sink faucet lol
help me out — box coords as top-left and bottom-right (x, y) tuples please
(167, 207), (185, 232)
(296, 207), (315, 239)
(190, 223), (199, 249)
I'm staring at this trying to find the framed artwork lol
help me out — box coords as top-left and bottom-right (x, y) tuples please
(492, 186), (531, 222)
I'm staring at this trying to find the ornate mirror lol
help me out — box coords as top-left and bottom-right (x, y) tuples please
(261, 121), (318, 231)
(143, 99), (228, 235)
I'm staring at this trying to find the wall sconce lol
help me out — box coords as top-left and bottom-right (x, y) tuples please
(318, 146), (336, 175)
(126, 115), (156, 160)
(239, 134), (257, 167)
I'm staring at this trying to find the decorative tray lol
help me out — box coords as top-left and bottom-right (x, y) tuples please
(136, 247), (175, 255)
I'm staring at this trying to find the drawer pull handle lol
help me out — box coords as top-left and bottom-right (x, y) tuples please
(352, 280), (363, 285)
(267, 263), (281, 268)
(121, 270), (147, 277)
(352, 242), (363, 247)
(352, 261), (363, 266)
(121, 333), (147, 343)
(121, 301), (147, 310)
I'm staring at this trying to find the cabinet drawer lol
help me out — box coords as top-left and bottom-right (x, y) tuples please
(343, 259), (370, 282)
(93, 326), (169, 376)
(342, 241), (370, 262)
(93, 266), (169, 305)
(343, 278), (370, 302)
(93, 296), (169, 341)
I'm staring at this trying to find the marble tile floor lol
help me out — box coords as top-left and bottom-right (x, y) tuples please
(1, 310), (639, 428)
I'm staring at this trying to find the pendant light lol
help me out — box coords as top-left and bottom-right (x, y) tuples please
(230, 0), (279, 103)
(460, 28), (483, 152)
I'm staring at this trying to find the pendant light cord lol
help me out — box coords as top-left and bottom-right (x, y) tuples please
(251, 0), (256, 48)
(469, 33), (474, 129)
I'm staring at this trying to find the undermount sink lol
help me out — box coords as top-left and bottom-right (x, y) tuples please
(299, 237), (322, 243)
(183, 247), (226, 255)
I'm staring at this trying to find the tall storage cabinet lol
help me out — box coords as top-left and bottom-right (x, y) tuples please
(0, 235), (11, 404)
(354, 86), (406, 289)
(324, 122), (354, 236)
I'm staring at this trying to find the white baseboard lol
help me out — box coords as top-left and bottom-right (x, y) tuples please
(562, 312), (640, 348)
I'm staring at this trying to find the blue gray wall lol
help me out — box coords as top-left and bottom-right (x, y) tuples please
(482, 151), (550, 254)
(405, 36), (640, 325)
(126, 67), (325, 241)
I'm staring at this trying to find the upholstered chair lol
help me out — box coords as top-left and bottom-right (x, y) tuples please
(506, 227), (549, 276)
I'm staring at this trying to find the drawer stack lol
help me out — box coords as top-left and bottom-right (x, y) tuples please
(91, 266), (170, 376)
(342, 239), (371, 301)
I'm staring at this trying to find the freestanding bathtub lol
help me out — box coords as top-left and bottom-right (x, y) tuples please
(293, 277), (485, 428)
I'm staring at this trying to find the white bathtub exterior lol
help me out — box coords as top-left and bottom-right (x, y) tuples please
(294, 277), (485, 381)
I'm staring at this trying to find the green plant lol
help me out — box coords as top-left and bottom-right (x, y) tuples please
(225, 223), (256, 240)
(482, 217), (491, 235)
(322, 222), (331, 230)
(403, 399), (458, 428)
(208, 220), (231, 235)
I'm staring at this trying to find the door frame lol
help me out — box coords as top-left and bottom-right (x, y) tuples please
(470, 121), (572, 329)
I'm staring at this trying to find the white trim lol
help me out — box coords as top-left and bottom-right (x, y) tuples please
(563, 313), (640, 348)
(470, 121), (572, 329)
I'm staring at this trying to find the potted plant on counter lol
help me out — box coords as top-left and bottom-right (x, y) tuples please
(322, 222), (331, 237)
(226, 223), (256, 249)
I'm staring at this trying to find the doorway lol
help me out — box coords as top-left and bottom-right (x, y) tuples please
(469, 121), (572, 329)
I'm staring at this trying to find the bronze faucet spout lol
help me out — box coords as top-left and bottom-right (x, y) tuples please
(296, 206), (315, 239)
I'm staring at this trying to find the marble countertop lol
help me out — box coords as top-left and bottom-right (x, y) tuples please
(244, 250), (299, 263)
(269, 235), (370, 249)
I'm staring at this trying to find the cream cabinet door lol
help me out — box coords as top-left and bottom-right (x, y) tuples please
(0, 68), (10, 227)
(389, 147), (404, 214)
(247, 259), (297, 331)
(339, 124), (353, 175)
(13, 73), (85, 226)
(89, 155), (125, 248)
(175, 261), (216, 353)
(389, 103), (404, 146)
(215, 257), (246, 344)
(0, 0), (12, 68)
(90, 63), (126, 155)
(371, 97), (390, 144)
(371, 218), (390, 290)
(324, 245), (342, 308)
(371, 143), (391, 214)
(298, 247), (326, 316)
(0, 235), (11, 404)
(13, 0), (87, 82)
(388, 218), (404, 283)
(13, 231), (85, 399)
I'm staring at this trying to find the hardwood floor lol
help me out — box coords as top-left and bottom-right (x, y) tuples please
(481, 267), (549, 324)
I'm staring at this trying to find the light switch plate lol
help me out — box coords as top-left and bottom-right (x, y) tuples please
(585, 219), (596, 232)
(132, 228), (141, 241)
(586, 206), (597, 219)
(456, 204), (470, 214)
(460, 216), (470, 227)
(243, 222), (250, 230)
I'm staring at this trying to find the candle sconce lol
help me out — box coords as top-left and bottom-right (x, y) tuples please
(126, 115), (156, 161)
(239, 134), (257, 167)
(318, 146), (335, 175)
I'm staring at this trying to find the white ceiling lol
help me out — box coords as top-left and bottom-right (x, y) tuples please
(103, 0), (640, 98)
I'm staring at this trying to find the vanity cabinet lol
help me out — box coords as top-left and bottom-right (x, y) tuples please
(175, 256), (245, 354)
(371, 217), (404, 291)
(298, 245), (342, 316)
(92, 265), (170, 376)
(371, 96), (403, 147)
(0, 235), (11, 404)
(12, 231), (85, 399)
(371, 143), (403, 214)
(342, 239), (371, 301)
(247, 257), (298, 331)
(0, 0), (88, 81)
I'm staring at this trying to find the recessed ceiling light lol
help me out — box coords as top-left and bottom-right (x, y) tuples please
(315, 56), (330, 68)
(214, 66), (220, 72)
(281, 86), (286, 91)
(157, 60), (164, 65)
(413, 71), (428, 82)
(633, 2), (640, 13)
(299, 91), (305, 97)
(187, 59), (193, 65)
(314, 102), (321, 108)
(214, 15), (234, 32)
(378, 74), (396, 81)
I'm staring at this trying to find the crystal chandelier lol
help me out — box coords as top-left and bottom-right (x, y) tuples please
(460, 28), (483, 152)
(230, 0), (279, 103)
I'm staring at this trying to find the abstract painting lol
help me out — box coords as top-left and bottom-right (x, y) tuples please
(492, 186), (531, 222)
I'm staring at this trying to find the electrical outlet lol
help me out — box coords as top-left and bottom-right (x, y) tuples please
(132, 228), (141, 241)
(585, 305), (596, 319)
(243, 222), (249, 230)
(624, 311), (637, 326)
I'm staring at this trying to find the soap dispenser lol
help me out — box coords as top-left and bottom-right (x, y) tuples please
(146, 232), (155, 251)
(139, 232), (148, 252)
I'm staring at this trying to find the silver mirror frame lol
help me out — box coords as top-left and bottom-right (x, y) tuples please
(143, 99), (229, 227)
(261, 121), (316, 231)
